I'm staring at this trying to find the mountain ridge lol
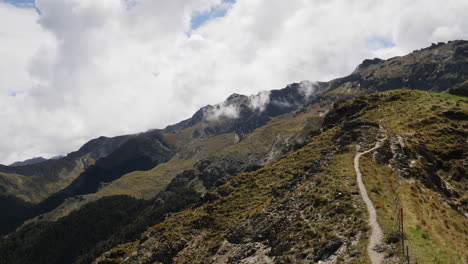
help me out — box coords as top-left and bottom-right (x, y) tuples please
(0, 40), (466, 264)
(92, 89), (467, 264)
(9, 157), (48, 167)
(2, 40), (467, 228)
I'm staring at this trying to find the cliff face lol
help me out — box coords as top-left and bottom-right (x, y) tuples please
(0, 41), (467, 264)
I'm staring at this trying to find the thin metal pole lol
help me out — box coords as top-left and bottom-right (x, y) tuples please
(401, 208), (404, 255)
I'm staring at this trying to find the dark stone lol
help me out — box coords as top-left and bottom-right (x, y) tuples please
(358, 58), (383, 69)
(315, 238), (343, 261)
(166, 170), (196, 191)
(442, 111), (468, 121)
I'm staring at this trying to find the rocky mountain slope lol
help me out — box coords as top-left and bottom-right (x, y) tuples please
(90, 89), (467, 264)
(0, 41), (466, 264)
(27, 40), (468, 225)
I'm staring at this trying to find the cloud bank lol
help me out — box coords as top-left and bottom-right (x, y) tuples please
(1, 0), (468, 164)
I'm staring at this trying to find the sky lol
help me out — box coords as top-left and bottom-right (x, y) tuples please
(0, 0), (467, 164)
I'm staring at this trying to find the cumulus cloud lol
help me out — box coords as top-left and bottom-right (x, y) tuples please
(248, 91), (270, 112)
(1, 0), (468, 164)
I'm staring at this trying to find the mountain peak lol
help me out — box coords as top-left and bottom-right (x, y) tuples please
(226, 93), (248, 103)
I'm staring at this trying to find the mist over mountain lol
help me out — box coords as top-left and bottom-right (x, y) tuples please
(2, 0), (468, 166)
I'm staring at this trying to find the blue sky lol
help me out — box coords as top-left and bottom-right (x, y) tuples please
(1, 0), (41, 14)
(368, 36), (395, 48)
(1, 0), (35, 8)
(191, 0), (235, 30)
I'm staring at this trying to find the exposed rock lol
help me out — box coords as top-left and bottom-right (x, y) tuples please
(375, 134), (411, 178)
(210, 240), (274, 264)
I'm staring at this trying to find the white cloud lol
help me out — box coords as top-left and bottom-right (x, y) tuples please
(248, 91), (270, 112)
(1, 0), (468, 164)
(204, 103), (240, 121)
(299, 81), (317, 99)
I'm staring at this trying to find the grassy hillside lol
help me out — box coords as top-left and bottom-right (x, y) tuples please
(94, 89), (467, 264)
(0, 131), (132, 218)
(0, 196), (148, 264)
(0, 160), (85, 235)
(96, 100), (325, 197)
(8, 40), (467, 229)
(0, 160), (84, 203)
(95, 127), (371, 263)
(1, 41), (466, 263)
(0, 90), (465, 264)
(0, 187), (201, 264)
(32, 100), (327, 223)
(349, 90), (467, 264)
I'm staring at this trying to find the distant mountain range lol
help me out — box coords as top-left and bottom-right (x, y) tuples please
(0, 40), (466, 264)
(9, 157), (48, 167)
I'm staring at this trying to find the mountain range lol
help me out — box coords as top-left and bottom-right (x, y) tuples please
(0, 40), (467, 264)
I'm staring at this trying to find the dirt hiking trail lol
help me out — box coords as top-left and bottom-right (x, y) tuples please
(354, 132), (387, 264)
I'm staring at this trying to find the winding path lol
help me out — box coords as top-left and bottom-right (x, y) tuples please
(354, 133), (386, 264)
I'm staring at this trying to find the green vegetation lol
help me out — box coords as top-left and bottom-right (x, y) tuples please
(0, 187), (200, 264)
(95, 89), (467, 263)
(361, 156), (467, 264)
(97, 132), (238, 198)
(1, 41), (467, 263)
(0, 196), (146, 264)
(95, 123), (372, 263)
(0, 160), (84, 203)
(84, 102), (325, 202)
(339, 89), (467, 263)
(0, 195), (33, 235)
(1, 89), (465, 264)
